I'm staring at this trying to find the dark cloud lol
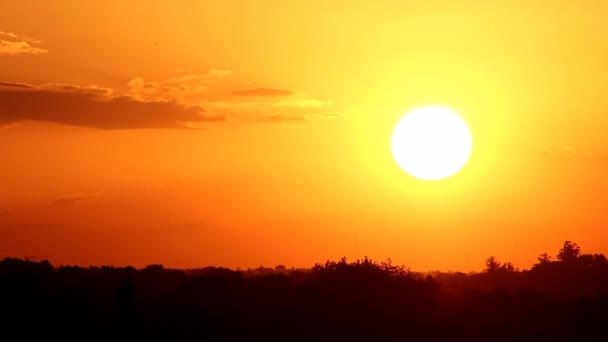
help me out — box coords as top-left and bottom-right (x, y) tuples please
(0, 82), (223, 129)
(0, 82), (35, 89)
(51, 191), (103, 206)
(230, 88), (293, 97)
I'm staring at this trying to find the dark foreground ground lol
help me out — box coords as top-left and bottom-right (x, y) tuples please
(1, 241), (607, 341)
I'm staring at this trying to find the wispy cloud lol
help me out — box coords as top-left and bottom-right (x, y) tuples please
(127, 72), (336, 123)
(260, 114), (306, 122)
(127, 70), (233, 103)
(210, 95), (334, 123)
(0, 31), (47, 56)
(539, 145), (595, 161)
(230, 88), (293, 97)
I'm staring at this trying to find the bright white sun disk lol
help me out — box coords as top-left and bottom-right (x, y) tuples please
(391, 106), (472, 180)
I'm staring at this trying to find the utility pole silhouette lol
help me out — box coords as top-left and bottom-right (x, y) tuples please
(354, 229), (358, 261)
(515, 238), (520, 270)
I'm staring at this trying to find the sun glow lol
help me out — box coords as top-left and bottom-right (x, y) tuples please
(391, 106), (472, 181)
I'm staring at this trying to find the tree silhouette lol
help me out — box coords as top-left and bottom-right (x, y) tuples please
(537, 252), (552, 265)
(557, 240), (581, 263)
(484, 256), (516, 273)
(500, 262), (515, 272)
(484, 256), (501, 273)
(592, 253), (608, 268)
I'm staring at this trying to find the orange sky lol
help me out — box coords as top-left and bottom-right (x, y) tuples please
(1, 1), (608, 271)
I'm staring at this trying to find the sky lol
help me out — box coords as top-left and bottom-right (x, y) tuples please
(1, 1), (608, 271)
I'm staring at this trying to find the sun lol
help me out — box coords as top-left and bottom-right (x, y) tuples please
(391, 105), (472, 181)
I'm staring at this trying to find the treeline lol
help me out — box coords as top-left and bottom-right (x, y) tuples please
(435, 240), (608, 299)
(0, 241), (607, 340)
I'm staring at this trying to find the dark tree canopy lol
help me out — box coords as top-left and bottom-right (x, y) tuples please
(0, 240), (607, 341)
(557, 240), (581, 263)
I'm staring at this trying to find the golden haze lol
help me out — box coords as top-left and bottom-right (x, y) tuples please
(1, 1), (607, 271)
